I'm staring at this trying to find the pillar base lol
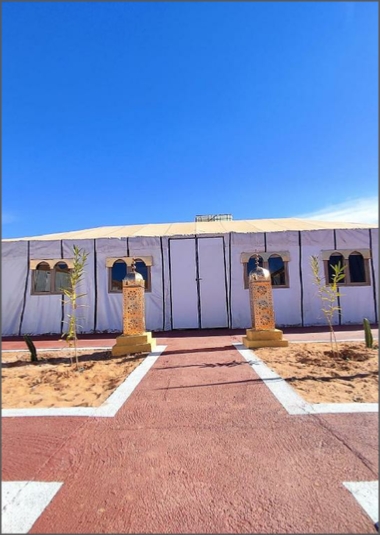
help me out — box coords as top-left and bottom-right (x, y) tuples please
(242, 328), (289, 348)
(112, 332), (156, 357)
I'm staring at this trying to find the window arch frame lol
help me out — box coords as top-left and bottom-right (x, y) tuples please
(242, 251), (290, 289)
(323, 249), (371, 287)
(31, 259), (73, 295)
(107, 256), (153, 293)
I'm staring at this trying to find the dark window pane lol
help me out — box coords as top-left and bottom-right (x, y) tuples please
(328, 254), (345, 284)
(135, 260), (148, 288)
(268, 255), (285, 286)
(54, 262), (71, 292)
(349, 253), (366, 283)
(247, 255), (263, 278)
(34, 263), (51, 292)
(111, 261), (126, 291)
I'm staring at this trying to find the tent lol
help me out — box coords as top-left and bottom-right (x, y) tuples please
(2, 217), (378, 336)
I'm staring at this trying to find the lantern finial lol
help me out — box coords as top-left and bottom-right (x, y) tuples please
(254, 252), (260, 268)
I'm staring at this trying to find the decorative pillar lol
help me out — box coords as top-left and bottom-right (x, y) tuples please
(112, 259), (156, 357)
(243, 254), (288, 348)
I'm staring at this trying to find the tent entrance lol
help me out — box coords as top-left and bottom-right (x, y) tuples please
(169, 237), (229, 329)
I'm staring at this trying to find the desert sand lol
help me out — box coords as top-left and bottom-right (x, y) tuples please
(2, 350), (144, 409)
(254, 341), (378, 403)
(2, 341), (378, 409)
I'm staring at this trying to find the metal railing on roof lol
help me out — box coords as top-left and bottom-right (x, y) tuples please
(195, 214), (233, 222)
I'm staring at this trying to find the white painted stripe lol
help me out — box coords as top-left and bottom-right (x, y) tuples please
(306, 402), (378, 414)
(343, 481), (379, 524)
(1, 481), (63, 534)
(2, 406), (98, 418)
(2, 345), (166, 418)
(94, 346), (166, 417)
(235, 344), (311, 414)
(234, 343), (378, 415)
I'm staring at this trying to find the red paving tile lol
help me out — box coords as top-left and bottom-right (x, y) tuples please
(2, 331), (378, 533)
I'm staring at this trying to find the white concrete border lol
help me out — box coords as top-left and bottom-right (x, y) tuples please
(2, 481), (63, 533)
(343, 481), (379, 525)
(234, 344), (378, 415)
(2, 345), (166, 418)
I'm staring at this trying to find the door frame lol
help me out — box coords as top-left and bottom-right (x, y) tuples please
(168, 235), (230, 330)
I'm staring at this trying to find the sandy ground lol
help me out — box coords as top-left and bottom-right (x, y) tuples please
(254, 341), (378, 403)
(1, 350), (144, 409)
(2, 341), (378, 409)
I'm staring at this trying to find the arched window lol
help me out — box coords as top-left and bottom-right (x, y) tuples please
(323, 249), (370, 286)
(327, 253), (345, 284)
(348, 252), (366, 283)
(107, 256), (153, 293)
(31, 260), (74, 295)
(54, 262), (71, 292)
(268, 254), (286, 286)
(33, 262), (51, 293)
(243, 252), (289, 289)
(110, 260), (127, 292)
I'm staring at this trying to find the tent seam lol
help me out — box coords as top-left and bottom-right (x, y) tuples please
(18, 241), (30, 336)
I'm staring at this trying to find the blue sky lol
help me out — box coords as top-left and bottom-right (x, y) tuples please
(2, 1), (378, 238)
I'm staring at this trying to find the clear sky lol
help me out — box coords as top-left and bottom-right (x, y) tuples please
(2, 1), (378, 239)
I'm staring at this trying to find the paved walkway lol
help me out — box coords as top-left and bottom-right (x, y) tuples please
(2, 329), (379, 533)
(2, 325), (378, 350)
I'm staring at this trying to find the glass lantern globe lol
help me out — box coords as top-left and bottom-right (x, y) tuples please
(249, 266), (271, 282)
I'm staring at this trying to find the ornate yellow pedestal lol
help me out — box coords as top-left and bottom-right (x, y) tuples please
(242, 256), (288, 349)
(112, 261), (156, 357)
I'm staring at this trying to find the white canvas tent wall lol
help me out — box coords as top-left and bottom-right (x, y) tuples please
(2, 218), (378, 336)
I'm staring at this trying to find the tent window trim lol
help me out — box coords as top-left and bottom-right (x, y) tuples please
(323, 251), (371, 286)
(108, 258), (152, 293)
(242, 252), (289, 289)
(31, 260), (72, 295)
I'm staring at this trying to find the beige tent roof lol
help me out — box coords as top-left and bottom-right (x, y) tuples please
(3, 218), (377, 241)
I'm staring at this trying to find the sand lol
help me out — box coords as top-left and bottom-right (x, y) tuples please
(1, 350), (144, 409)
(2, 342), (378, 409)
(254, 341), (378, 403)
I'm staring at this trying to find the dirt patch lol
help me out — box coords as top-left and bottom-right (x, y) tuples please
(254, 341), (379, 403)
(1, 350), (145, 409)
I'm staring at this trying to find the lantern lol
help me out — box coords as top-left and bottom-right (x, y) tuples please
(112, 260), (156, 357)
(243, 254), (288, 348)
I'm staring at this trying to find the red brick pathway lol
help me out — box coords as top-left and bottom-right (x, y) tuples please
(2, 330), (378, 533)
